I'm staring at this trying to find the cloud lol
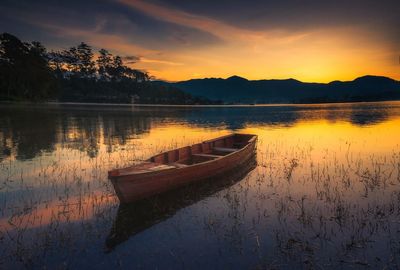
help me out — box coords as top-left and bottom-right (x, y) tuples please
(146, 0), (400, 46)
(140, 57), (183, 66)
(0, 0), (222, 51)
(117, 0), (268, 42)
(121, 55), (183, 66)
(148, 1), (399, 29)
(122, 55), (141, 64)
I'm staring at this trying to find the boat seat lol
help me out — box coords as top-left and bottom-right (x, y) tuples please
(213, 147), (239, 153)
(192, 153), (221, 158)
(171, 163), (189, 168)
(117, 163), (176, 175)
(233, 143), (244, 147)
(147, 164), (176, 171)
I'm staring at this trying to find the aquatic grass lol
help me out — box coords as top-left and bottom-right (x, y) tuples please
(1, 125), (400, 268)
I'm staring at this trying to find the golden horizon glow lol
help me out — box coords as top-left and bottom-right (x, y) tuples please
(116, 0), (400, 82)
(8, 0), (400, 82)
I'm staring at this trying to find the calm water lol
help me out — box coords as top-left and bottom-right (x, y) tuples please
(1, 102), (400, 269)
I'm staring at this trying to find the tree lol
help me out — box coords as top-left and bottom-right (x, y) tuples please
(96, 48), (112, 80)
(0, 33), (212, 105)
(62, 46), (79, 75)
(48, 50), (67, 78)
(0, 33), (57, 101)
(0, 32), (28, 99)
(122, 67), (148, 83)
(134, 70), (149, 83)
(62, 42), (95, 78)
(29, 41), (47, 58)
(110, 55), (124, 81)
(76, 42), (95, 77)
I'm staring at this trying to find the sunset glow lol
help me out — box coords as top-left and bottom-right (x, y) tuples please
(1, 0), (399, 82)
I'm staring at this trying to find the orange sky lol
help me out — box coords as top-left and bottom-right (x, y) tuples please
(1, 0), (399, 82)
(117, 0), (400, 82)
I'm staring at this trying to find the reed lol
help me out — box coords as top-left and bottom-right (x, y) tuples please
(0, 136), (400, 269)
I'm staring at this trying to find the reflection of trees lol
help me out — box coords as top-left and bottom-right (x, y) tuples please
(0, 106), (58, 160)
(292, 103), (391, 126)
(180, 104), (395, 129)
(0, 103), (398, 161)
(61, 115), (102, 158)
(0, 105), (159, 161)
(347, 103), (389, 126)
(57, 108), (165, 157)
(0, 132), (12, 162)
(182, 107), (299, 129)
(102, 110), (154, 152)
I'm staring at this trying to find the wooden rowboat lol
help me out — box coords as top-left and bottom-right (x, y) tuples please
(106, 155), (257, 250)
(108, 133), (257, 203)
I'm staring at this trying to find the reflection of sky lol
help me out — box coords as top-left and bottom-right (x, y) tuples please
(1, 102), (400, 217)
(0, 99), (399, 214)
(0, 102), (400, 162)
(1, 102), (400, 268)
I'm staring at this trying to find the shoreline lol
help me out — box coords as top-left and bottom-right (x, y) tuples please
(38, 99), (400, 108)
(1, 100), (399, 108)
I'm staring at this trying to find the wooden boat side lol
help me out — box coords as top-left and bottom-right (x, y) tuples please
(109, 134), (257, 203)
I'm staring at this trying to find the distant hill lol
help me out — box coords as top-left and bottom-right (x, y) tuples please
(155, 75), (400, 104)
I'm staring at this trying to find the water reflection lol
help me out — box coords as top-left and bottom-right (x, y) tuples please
(0, 105), (155, 161)
(106, 154), (257, 250)
(1, 102), (400, 269)
(1, 102), (400, 161)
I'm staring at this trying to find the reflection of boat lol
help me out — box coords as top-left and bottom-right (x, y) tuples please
(108, 134), (257, 203)
(105, 154), (257, 250)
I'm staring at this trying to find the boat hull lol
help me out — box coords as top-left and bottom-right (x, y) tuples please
(109, 134), (257, 203)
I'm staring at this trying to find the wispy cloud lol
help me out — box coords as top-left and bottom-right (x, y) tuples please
(140, 57), (184, 66)
(117, 0), (266, 42)
(116, 0), (319, 51)
(122, 55), (141, 64)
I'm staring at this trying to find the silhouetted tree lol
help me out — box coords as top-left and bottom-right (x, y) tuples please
(29, 41), (47, 58)
(61, 43), (95, 78)
(0, 33), (57, 101)
(110, 55), (124, 81)
(62, 46), (79, 75)
(134, 70), (149, 83)
(96, 48), (113, 80)
(0, 32), (214, 104)
(77, 42), (95, 77)
(48, 50), (67, 78)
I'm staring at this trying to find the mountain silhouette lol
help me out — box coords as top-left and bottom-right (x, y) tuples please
(156, 75), (400, 104)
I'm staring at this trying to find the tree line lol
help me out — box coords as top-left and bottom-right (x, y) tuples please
(0, 32), (214, 104)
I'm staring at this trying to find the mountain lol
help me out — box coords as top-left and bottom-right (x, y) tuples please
(155, 75), (400, 104)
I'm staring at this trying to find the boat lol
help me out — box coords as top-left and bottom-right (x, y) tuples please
(106, 154), (257, 250)
(108, 133), (257, 203)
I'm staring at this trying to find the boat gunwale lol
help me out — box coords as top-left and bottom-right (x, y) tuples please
(109, 134), (257, 179)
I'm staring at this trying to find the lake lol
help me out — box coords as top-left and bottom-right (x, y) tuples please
(1, 102), (400, 269)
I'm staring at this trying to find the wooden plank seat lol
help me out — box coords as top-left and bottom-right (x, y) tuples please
(192, 153), (221, 158)
(213, 147), (239, 153)
(170, 163), (189, 168)
(118, 163), (176, 175)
